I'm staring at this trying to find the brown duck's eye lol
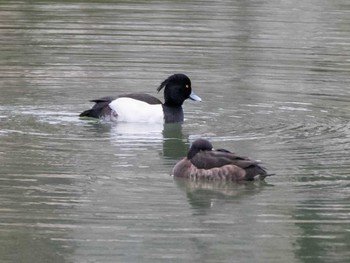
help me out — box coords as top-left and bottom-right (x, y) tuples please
(185, 84), (189, 89)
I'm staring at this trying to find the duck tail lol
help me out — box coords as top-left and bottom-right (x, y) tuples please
(80, 98), (113, 118)
(259, 172), (275, 180)
(258, 165), (275, 180)
(79, 109), (99, 118)
(244, 165), (273, 181)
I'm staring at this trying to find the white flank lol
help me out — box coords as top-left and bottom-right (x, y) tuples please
(109, 97), (164, 123)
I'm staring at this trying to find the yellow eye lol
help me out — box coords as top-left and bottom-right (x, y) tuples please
(185, 84), (189, 89)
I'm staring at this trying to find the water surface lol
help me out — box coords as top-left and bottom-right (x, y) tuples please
(1, 0), (350, 262)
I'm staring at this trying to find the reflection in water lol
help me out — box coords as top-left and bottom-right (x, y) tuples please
(1, 0), (350, 262)
(110, 121), (164, 141)
(162, 123), (189, 161)
(83, 120), (115, 137)
(174, 177), (272, 213)
(107, 121), (189, 162)
(108, 122), (188, 160)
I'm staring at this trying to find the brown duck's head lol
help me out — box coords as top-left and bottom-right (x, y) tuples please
(187, 138), (213, 159)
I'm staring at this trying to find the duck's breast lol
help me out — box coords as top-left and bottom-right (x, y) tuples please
(173, 159), (246, 181)
(109, 97), (164, 123)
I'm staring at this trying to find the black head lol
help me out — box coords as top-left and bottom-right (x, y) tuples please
(157, 73), (201, 107)
(187, 138), (213, 159)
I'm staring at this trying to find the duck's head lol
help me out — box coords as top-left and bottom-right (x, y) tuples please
(187, 138), (213, 159)
(157, 73), (201, 107)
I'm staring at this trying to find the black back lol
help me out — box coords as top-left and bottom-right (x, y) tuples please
(119, 93), (162, 105)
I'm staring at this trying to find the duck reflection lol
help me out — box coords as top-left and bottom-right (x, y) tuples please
(87, 121), (189, 161)
(174, 177), (271, 213)
(110, 121), (164, 139)
(162, 123), (189, 160)
(83, 120), (115, 136)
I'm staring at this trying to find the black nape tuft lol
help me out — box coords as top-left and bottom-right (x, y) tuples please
(157, 73), (190, 93)
(157, 78), (168, 93)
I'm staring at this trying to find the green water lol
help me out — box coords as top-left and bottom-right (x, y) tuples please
(1, 1), (350, 262)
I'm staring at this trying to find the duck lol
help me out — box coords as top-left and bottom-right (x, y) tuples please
(79, 73), (201, 123)
(172, 138), (271, 181)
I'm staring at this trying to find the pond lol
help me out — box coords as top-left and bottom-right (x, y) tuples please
(0, 0), (350, 262)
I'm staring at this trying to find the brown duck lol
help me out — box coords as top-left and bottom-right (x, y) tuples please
(172, 139), (271, 181)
